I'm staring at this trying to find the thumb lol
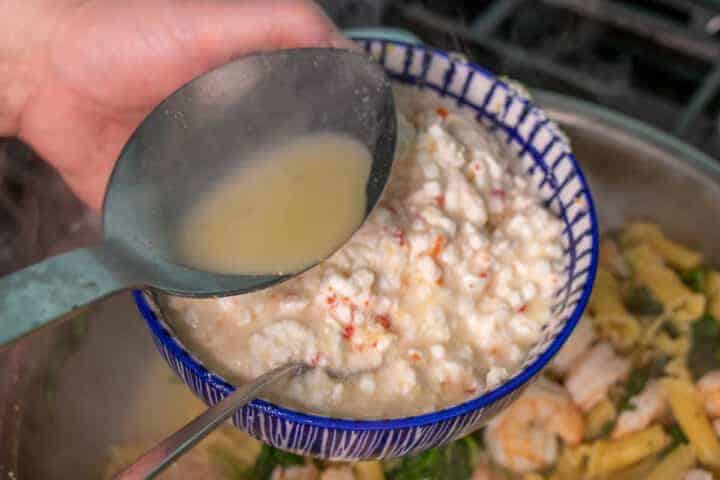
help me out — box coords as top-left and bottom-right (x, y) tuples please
(170, 0), (357, 74)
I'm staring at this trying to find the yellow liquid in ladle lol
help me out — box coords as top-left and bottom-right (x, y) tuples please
(176, 133), (372, 275)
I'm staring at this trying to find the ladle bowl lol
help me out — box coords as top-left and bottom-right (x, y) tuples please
(0, 48), (396, 345)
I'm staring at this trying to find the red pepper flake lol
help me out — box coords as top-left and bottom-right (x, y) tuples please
(491, 189), (505, 197)
(326, 295), (336, 306)
(437, 277), (445, 286)
(387, 206), (398, 215)
(480, 272), (488, 278)
(430, 235), (445, 259)
(392, 229), (406, 246)
(371, 341), (378, 348)
(436, 195), (445, 208)
(465, 388), (477, 394)
(518, 304), (527, 314)
(436, 107), (449, 118)
(342, 324), (355, 339)
(410, 352), (422, 362)
(376, 314), (391, 330)
(473, 163), (481, 172)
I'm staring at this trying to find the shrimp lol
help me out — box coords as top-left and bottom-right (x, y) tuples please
(684, 470), (714, 480)
(484, 377), (584, 473)
(565, 342), (631, 412)
(549, 316), (596, 376)
(697, 370), (720, 418)
(611, 380), (668, 439)
(271, 464), (320, 480)
(471, 453), (504, 480)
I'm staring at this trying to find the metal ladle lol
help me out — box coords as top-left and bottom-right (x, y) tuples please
(0, 48), (396, 345)
(113, 362), (307, 480)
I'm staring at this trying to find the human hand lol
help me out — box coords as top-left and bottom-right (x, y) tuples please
(0, 0), (353, 210)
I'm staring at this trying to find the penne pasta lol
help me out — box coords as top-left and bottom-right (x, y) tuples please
(354, 461), (385, 480)
(645, 444), (696, 480)
(620, 222), (702, 270)
(585, 399), (617, 440)
(520, 474), (545, 480)
(613, 454), (660, 480)
(662, 378), (720, 468)
(704, 271), (720, 320)
(554, 445), (591, 480)
(665, 356), (693, 382)
(625, 245), (705, 327)
(589, 267), (641, 349)
(585, 425), (670, 476)
(652, 332), (690, 357)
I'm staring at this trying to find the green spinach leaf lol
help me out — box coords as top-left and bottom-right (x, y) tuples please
(386, 437), (476, 480)
(680, 268), (706, 293)
(689, 314), (720, 379)
(617, 357), (667, 412)
(658, 424), (690, 458)
(245, 444), (305, 480)
(624, 286), (664, 316)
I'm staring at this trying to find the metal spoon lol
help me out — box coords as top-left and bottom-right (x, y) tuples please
(0, 48), (396, 345)
(113, 362), (307, 480)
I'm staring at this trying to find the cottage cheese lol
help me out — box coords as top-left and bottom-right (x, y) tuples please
(164, 86), (565, 419)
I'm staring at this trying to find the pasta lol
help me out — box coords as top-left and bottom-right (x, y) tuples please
(103, 223), (720, 480)
(662, 378), (720, 468)
(585, 425), (670, 476)
(554, 444), (592, 480)
(625, 244), (705, 327)
(588, 267), (640, 349)
(645, 444), (696, 480)
(665, 356), (693, 381)
(584, 399), (617, 440)
(620, 222), (702, 270)
(705, 271), (720, 320)
(354, 461), (385, 480)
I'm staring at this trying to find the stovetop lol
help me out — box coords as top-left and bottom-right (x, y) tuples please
(327, 0), (720, 159)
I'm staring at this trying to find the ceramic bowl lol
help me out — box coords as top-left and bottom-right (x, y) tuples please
(134, 38), (599, 460)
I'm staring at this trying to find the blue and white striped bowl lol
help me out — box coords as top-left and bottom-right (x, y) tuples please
(134, 38), (599, 461)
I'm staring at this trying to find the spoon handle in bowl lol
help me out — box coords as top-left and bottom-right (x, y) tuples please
(0, 244), (134, 345)
(113, 362), (307, 480)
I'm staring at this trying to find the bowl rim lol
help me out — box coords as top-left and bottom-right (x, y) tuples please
(134, 38), (600, 431)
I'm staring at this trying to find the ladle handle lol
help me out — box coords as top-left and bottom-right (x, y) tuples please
(113, 362), (307, 480)
(0, 245), (132, 345)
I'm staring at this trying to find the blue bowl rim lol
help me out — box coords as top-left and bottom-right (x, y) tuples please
(133, 38), (600, 432)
